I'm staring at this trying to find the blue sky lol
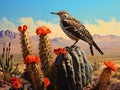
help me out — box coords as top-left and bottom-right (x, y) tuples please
(1, 0), (120, 23)
(0, 0), (120, 38)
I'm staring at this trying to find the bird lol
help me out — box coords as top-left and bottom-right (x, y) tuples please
(51, 10), (104, 56)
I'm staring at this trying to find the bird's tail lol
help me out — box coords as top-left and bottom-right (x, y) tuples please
(93, 41), (104, 55)
(90, 45), (94, 56)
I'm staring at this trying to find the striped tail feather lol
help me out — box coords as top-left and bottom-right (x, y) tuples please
(90, 45), (94, 56)
(93, 41), (104, 55)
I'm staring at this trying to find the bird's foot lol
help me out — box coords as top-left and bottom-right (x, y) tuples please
(70, 45), (75, 48)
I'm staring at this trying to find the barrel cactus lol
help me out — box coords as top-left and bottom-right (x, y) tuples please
(52, 45), (93, 90)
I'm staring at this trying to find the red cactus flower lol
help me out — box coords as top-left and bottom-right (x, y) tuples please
(104, 61), (117, 72)
(18, 25), (27, 32)
(54, 48), (66, 56)
(36, 26), (51, 35)
(23, 25), (28, 30)
(24, 55), (40, 65)
(18, 26), (23, 32)
(10, 77), (22, 89)
(44, 77), (50, 87)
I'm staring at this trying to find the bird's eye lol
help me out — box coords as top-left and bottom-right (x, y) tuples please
(62, 14), (68, 18)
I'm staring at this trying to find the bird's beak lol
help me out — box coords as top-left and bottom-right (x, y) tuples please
(51, 12), (58, 15)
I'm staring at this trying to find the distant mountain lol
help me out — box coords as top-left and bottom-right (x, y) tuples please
(0, 30), (19, 39)
(0, 30), (120, 55)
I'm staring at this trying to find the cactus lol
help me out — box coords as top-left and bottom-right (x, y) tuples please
(36, 26), (53, 76)
(18, 25), (32, 81)
(18, 25), (32, 59)
(52, 46), (93, 90)
(24, 55), (45, 90)
(92, 60), (100, 71)
(18, 25), (45, 90)
(92, 61), (117, 90)
(0, 42), (19, 82)
(108, 81), (120, 90)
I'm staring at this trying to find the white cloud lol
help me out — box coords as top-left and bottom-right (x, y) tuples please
(0, 18), (16, 31)
(18, 17), (68, 39)
(85, 17), (120, 35)
(0, 17), (120, 39)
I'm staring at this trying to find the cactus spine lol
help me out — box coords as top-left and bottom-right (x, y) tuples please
(19, 30), (32, 58)
(92, 68), (111, 90)
(92, 61), (117, 90)
(53, 46), (93, 90)
(36, 26), (53, 76)
(25, 61), (44, 90)
(18, 25), (45, 90)
(39, 34), (53, 76)
(0, 42), (19, 82)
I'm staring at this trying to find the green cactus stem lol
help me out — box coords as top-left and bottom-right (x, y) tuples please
(39, 34), (53, 76)
(52, 46), (93, 90)
(0, 42), (19, 82)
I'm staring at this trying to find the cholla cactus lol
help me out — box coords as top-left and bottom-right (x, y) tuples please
(18, 25), (32, 58)
(36, 26), (53, 76)
(0, 42), (19, 82)
(92, 61), (117, 90)
(53, 46), (93, 90)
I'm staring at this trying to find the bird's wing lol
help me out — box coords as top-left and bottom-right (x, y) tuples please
(62, 19), (93, 44)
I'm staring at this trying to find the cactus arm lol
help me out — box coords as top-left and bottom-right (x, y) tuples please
(12, 64), (19, 74)
(6, 47), (9, 66)
(8, 57), (14, 73)
(7, 43), (11, 66)
(0, 56), (5, 73)
(0, 58), (3, 72)
(8, 59), (13, 73)
(0, 58), (2, 69)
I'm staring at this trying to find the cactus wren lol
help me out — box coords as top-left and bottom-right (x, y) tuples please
(51, 10), (104, 56)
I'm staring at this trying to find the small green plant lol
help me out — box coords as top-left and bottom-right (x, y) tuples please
(0, 42), (19, 82)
